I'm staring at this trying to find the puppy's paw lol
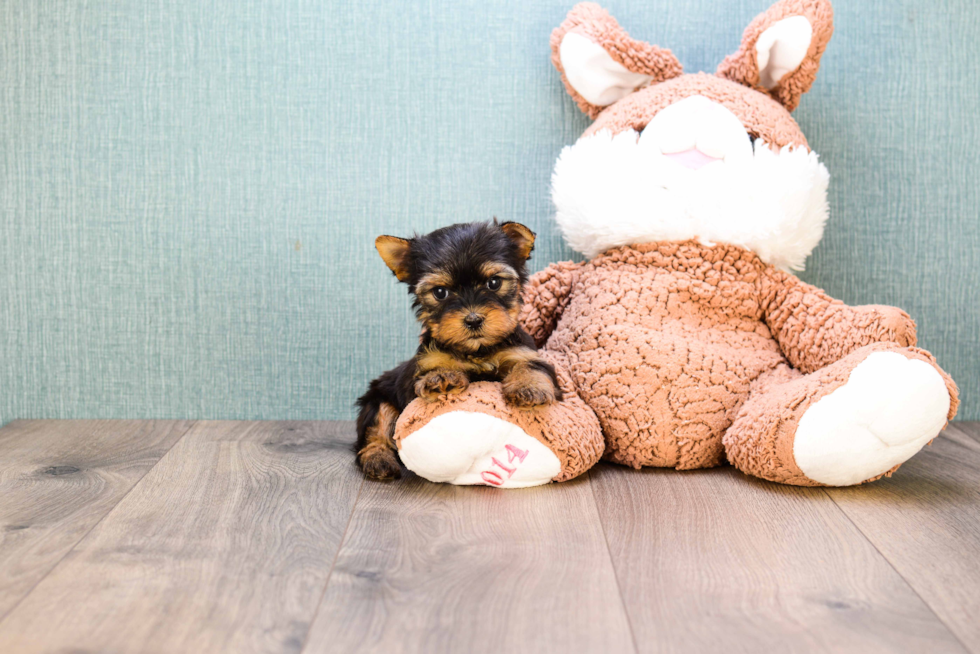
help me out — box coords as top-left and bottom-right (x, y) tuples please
(415, 369), (469, 402)
(358, 447), (402, 481)
(504, 377), (558, 409)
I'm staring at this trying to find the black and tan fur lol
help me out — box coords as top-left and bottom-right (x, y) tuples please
(355, 220), (562, 480)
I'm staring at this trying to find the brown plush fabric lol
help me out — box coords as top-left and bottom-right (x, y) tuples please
(550, 2), (683, 119)
(537, 242), (788, 469)
(394, 350), (605, 482)
(760, 267), (918, 373)
(520, 260), (585, 347)
(717, 0), (835, 112)
(521, 241), (958, 472)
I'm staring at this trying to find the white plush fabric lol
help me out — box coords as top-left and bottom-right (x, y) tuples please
(642, 95), (754, 163)
(399, 411), (561, 488)
(551, 124), (830, 271)
(756, 16), (814, 89)
(559, 32), (654, 107)
(794, 352), (951, 486)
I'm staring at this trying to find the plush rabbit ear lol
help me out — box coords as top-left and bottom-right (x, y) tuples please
(717, 0), (834, 112)
(551, 3), (683, 119)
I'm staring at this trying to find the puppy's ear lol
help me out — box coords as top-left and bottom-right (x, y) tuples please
(375, 235), (412, 282)
(500, 222), (536, 260)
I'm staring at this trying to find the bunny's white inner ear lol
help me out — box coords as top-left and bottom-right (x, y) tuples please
(755, 16), (813, 89)
(559, 32), (654, 107)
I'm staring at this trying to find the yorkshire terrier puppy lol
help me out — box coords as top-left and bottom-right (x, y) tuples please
(355, 220), (563, 481)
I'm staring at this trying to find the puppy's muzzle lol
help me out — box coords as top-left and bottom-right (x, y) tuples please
(463, 313), (485, 330)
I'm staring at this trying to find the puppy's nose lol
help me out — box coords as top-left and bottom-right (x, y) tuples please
(463, 313), (484, 329)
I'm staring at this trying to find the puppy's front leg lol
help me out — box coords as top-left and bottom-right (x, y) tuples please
(414, 347), (472, 401)
(415, 368), (470, 401)
(496, 347), (564, 408)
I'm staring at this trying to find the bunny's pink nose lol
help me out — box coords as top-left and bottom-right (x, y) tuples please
(663, 148), (722, 171)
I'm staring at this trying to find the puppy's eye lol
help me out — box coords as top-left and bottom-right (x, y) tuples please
(486, 277), (502, 291)
(432, 287), (449, 301)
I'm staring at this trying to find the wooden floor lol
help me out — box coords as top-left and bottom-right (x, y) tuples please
(0, 421), (978, 654)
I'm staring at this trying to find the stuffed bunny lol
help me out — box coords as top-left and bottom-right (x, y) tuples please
(392, 0), (958, 488)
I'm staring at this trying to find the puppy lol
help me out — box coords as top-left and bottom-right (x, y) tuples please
(355, 220), (563, 481)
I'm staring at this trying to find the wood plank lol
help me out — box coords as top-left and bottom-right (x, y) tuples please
(303, 474), (635, 654)
(939, 422), (980, 455)
(826, 425), (980, 653)
(0, 421), (363, 654)
(0, 419), (193, 619)
(591, 463), (966, 654)
(950, 422), (980, 442)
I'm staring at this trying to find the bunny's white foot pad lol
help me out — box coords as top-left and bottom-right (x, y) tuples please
(793, 352), (951, 486)
(399, 411), (561, 488)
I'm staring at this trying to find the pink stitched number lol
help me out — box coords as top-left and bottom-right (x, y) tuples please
(491, 457), (516, 478)
(481, 470), (504, 486)
(505, 444), (528, 463)
(480, 444), (530, 487)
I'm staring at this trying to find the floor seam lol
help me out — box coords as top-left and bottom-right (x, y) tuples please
(821, 487), (973, 654)
(0, 419), (199, 628)
(589, 468), (641, 654)
(297, 474), (366, 654)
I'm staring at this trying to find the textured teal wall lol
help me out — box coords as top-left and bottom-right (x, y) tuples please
(1, 0), (977, 424)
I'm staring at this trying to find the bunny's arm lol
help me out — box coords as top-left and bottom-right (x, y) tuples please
(520, 261), (585, 347)
(759, 266), (917, 374)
